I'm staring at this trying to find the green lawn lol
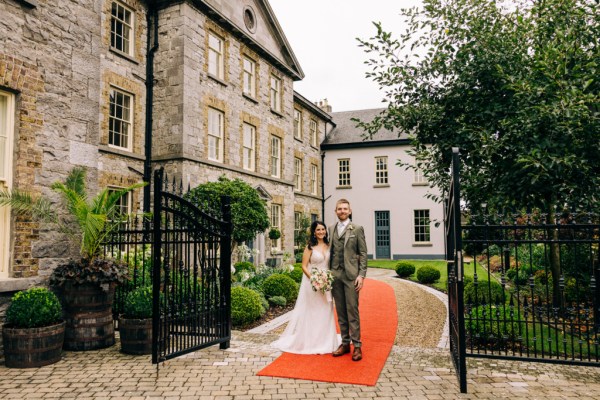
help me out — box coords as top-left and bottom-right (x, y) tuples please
(368, 259), (490, 292)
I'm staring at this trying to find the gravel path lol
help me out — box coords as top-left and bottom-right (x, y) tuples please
(255, 268), (448, 349)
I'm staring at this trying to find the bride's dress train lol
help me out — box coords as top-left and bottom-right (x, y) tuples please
(272, 249), (341, 354)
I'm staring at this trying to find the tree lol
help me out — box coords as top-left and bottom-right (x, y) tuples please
(185, 176), (270, 244)
(357, 0), (599, 305)
(357, 0), (599, 212)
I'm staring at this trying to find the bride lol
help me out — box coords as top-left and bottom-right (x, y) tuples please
(272, 221), (341, 354)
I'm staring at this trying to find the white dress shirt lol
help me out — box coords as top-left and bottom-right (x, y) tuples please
(337, 219), (349, 236)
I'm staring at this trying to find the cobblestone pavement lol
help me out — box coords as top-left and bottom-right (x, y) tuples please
(1, 269), (599, 399)
(1, 332), (599, 399)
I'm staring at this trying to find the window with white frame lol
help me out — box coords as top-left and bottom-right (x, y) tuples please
(294, 211), (302, 248)
(338, 159), (350, 187)
(309, 119), (317, 147)
(208, 107), (224, 162)
(270, 203), (281, 249)
(270, 135), (281, 178)
(108, 187), (132, 217)
(414, 209), (431, 242)
(270, 75), (281, 112)
(293, 109), (302, 140)
(208, 32), (224, 80)
(294, 157), (302, 191)
(110, 1), (134, 56)
(375, 156), (388, 185)
(242, 56), (256, 98)
(414, 163), (427, 184)
(109, 87), (133, 151)
(0, 90), (15, 279)
(242, 123), (255, 171)
(310, 164), (318, 195)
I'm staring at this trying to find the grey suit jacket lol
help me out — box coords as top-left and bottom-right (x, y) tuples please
(329, 222), (368, 280)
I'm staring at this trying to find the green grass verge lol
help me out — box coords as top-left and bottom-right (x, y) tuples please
(368, 259), (490, 292)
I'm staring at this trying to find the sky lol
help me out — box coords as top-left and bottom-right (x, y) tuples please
(269, 0), (423, 113)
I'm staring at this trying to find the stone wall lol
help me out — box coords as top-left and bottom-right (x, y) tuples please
(0, 0), (148, 279)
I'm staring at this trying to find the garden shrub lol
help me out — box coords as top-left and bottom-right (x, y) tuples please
(464, 280), (506, 305)
(234, 261), (255, 274)
(287, 266), (303, 283)
(262, 274), (298, 304)
(269, 295), (287, 307)
(231, 286), (263, 327)
(395, 261), (416, 278)
(416, 266), (441, 284)
(5, 287), (63, 328)
(123, 286), (153, 319)
(466, 305), (519, 346)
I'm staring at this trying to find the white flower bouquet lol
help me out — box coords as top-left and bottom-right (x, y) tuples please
(310, 268), (334, 293)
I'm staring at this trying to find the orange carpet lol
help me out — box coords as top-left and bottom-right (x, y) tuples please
(257, 278), (397, 386)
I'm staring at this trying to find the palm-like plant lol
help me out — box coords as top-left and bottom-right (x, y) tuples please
(0, 167), (146, 263)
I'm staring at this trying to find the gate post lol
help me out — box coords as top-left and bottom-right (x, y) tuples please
(151, 168), (163, 364)
(219, 195), (232, 350)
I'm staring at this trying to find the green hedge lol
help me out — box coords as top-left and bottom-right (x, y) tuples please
(464, 280), (506, 305)
(262, 274), (298, 304)
(416, 266), (441, 284)
(231, 286), (264, 327)
(395, 261), (416, 278)
(5, 288), (63, 328)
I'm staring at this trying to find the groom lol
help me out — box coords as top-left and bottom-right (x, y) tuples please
(329, 198), (367, 361)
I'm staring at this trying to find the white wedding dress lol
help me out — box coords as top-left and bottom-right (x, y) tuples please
(272, 248), (341, 354)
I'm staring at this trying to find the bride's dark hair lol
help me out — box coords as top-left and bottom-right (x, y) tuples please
(307, 220), (329, 250)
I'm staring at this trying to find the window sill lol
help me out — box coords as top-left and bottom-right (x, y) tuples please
(294, 136), (303, 143)
(412, 242), (433, 247)
(0, 277), (43, 293)
(99, 145), (145, 161)
(336, 185), (352, 190)
(412, 182), (428, 187)
(109, 48), (139, 64)
(270, 109), (284, 118)
(373, 184), (390, 188)
(243, 93), (258, 104)
(208, 74), (228, 87)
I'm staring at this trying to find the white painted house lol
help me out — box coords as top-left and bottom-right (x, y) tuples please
(321, 109), (445, 260)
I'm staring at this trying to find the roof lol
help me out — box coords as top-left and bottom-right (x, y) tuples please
(157, 0), (304, 80)
(293, 91), (334, 123)
(321, 108), (410, 149)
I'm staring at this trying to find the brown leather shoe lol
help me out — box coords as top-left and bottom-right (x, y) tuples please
(352, 347), (363, 361)
(332, 344), (350, 357)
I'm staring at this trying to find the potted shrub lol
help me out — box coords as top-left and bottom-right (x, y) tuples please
(119, 286), (153, 355)
(2, 287), (65, 368)
(268, 228), (281, 240)
(0, 167), (145, 351)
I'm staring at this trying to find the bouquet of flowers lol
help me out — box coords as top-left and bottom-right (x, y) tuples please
(310, 268), (334, 294)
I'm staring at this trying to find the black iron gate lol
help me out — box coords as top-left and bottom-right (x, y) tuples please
(151, 168), (232, 363)
(104, 168), (232, 364)
(445, 148), (600, 393)
(445, 148), (467, 393)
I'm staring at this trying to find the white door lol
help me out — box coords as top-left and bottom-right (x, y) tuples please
(0, 90), (15, 279)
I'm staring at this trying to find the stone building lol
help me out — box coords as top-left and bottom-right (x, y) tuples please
(0, 0), (329, 287)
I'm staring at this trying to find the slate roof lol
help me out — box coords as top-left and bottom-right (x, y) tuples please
(321, 108), (409, 149)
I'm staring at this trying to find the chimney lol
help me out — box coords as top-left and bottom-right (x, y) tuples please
(315, 98), (332, 113)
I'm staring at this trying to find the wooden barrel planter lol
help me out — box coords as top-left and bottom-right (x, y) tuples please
(62, 282), (116, 351)
(118, 317), (152, 355)
(2, 321), (66, 368)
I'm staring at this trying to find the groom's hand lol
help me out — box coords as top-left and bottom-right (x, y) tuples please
(354, 276), (364, 292)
